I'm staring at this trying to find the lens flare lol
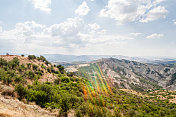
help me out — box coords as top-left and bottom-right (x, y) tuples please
(81, 63), (114, 103)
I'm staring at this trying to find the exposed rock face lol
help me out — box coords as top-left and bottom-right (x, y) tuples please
(0, 95), (58, 117)
(86, 58), (176, 91)
(0, 81), (57, 117)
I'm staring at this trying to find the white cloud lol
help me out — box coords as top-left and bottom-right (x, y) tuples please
(0, 18), (135, 54)
(75, 1), (90, 16)
(100, 0), (167, 24)
(146, 33), (164, 39)
(48, 17), (83, 37)
(15, 21), (45, 37)
(130, 33), (142, 36)
(154, 0), (165, 5)
(0, 21), (46, 42)
(47, 17), (86, 48)
(77, 31), (133, 55)
(140, 6), (167, 23)
(173, 20), (176, 25)
(30, 0), (51, 13)
(0, 26), (2, 33)
(88, 23), (100, 31)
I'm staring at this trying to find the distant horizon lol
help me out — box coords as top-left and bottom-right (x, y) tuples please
(1, 52), (176, 59)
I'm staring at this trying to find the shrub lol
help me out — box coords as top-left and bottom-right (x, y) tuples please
(28, 55), (36, 60)
(25, 71), (35, 79)
(45, 60), (50, 65)
(61, 77), (70, 83)
(41, 64), (46, 69)
(8, 57), (19, 69)
(39, 56), (46, 62)
(54, 78), (61, 85)
(0, 58), (7, 66)
(57, 65), (65, 74)
(47, 68), (51, 73)
(27, 63), (32, 69)
(35, 71), (43, 76)
(127, 109), (135, 117)
(19, 64), (26, 72)
(3, 76), (13, 85)
(59, 93), (72, 117)
(27, 90), (48, 107)
(15, 84), (28, 100)
(76, 103), (88, 116)
(32, 64), (38, 70)
(14, 76), (23, 83)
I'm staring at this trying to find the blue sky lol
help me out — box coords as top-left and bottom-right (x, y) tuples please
(0, 0), (176, 57)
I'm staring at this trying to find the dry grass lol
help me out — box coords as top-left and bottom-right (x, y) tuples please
(121, 89), (176, 104)
(0, 94), (58, 117)
(0, 55), (57, 83)
(120, 89), (148, 97)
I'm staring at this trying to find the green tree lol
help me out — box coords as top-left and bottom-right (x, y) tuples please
(59, 93), (71, 117)
(57, 65), (65, 74)
(61, 77), (70, 83)
(27, 90), (48, 107)
(28, 55), (36, 60)
(32, 64), (38, 70)
(15, 84), (28, 100)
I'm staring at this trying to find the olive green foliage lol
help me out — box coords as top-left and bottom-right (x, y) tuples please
(28, 55), (36, 60)
(57, 65), (65, 74)
(0, 58), (24, 85)
(16, 77), (84, 116)
(15, 84), (28, 100)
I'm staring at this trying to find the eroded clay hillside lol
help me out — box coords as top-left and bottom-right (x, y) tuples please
(76, 58), (176, 91)
(98, 58), (176, 90)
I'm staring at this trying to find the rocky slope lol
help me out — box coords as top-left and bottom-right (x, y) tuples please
(76, 58), (176, 91)
(0, 55), (58, 116)
(0, 95), (57, 117)
(0, 81), (57, 117)
(0, 55), (57, 83)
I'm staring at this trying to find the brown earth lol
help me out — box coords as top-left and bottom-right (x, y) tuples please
(0, 55), (57, 83)
(121, 89), (176, 104)
(0, 55), (75, 117)
(0, 94), (58, 117)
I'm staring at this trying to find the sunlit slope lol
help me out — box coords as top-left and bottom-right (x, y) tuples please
(78, 63), (113, 98)
(75, 62), (176, 116)
(77, 62), (159, 92)
(77, 58), (176, 91)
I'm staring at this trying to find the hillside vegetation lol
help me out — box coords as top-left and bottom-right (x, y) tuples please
(0, 55), (176, 117)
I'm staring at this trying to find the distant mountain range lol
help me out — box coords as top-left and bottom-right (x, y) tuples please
(2, 53), (176, 65)
(42, 54), (176, 65)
